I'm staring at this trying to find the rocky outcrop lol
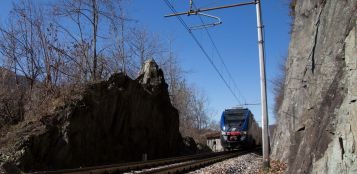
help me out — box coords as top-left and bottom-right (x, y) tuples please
(180, 136), (212, 155)
(272, 0), (357, 173)
(0, 60), (182, 173)
(138, 59), (165, 87)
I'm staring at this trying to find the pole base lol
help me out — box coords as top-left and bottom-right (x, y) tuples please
(262, 161), (270, 173)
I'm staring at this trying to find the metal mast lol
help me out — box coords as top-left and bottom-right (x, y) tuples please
(164, 0), (270, 169)
(255, 0), (269, 168)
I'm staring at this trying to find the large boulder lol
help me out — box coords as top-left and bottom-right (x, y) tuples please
(0, 61), (182, 172)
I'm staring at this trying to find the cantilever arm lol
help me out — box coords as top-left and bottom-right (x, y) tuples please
(164, 1), (256, 17)
(189, 12), (222, 30)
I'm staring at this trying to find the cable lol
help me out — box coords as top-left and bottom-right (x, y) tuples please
(163, 0), (241, 104)
(163, 0), (242, 105)
(191, 1), (247, 104)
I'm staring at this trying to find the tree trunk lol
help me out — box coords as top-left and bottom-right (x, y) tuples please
(92, 0), (98, 81)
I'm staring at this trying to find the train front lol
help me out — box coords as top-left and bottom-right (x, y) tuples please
(220, 108), (250, 150)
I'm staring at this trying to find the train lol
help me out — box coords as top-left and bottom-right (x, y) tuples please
(220, 107), (261, 150)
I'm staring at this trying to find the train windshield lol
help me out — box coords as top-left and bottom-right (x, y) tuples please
(224, 111), (246, 131)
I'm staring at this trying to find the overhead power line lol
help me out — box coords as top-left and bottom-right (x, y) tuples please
(164, 0), (271, 168)
(191, 1), (247, 104)
(163, 0), (242, 105)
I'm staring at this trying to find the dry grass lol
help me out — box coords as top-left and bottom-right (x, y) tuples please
(0, 70), (85, 132)
(257, 160), (287, 174)
(286, 0), (297, 34)
(289, 0), (297, 18)
(271, 56), (287, 120)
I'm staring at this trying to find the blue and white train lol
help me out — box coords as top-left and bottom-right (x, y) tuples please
(220, 107), (261, 150)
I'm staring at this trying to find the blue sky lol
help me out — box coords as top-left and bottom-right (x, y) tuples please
(127, 0), (291, 125)
(0, 0), (291, 125)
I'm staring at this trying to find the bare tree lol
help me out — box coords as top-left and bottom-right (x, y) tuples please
(191, 92), (209, 130)
(0, 0), (53, 88)
(51, 0), (127, 81)
(271, 56), (287, 118)
(0, 0), (217, 141)
(129, 27), (165, 67)
(159, 39), (214, 139)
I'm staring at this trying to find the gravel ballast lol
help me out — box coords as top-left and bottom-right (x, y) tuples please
(189, 153), (262, 174)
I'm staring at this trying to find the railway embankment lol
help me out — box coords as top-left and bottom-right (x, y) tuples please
(189, 152), (262, 174)
(0, 59), (184, 173)
(272, 0), (357, 173)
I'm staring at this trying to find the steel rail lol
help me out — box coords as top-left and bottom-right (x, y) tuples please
(31, 151), (231, 174)
(142, 150), (251, 174)
(31, 148), (260, 174)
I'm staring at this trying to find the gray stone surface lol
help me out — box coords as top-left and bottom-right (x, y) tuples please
(311, 22), (357, 174)
(138, 59), (164, 87)
(271, 0), (357, 173)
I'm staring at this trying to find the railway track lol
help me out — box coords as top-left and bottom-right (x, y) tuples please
(32, 148), (258, 174)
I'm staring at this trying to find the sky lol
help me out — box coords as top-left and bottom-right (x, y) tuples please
(0, 0), (292, 125)
(127, 0), (292, 125)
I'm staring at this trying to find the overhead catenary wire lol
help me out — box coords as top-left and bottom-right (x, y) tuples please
(165, 0), (271, 167)
(191, 1), (247, 105)
(163, 0), (242, 105)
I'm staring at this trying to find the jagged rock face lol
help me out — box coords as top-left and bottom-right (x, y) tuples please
(0, 68), (181, 172)
(138, 59), (165, 88)
(272, 0), (357, 173)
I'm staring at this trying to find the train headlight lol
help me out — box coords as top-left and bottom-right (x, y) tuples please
(223, 135), (227, 140)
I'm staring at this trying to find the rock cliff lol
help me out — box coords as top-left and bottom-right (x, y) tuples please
(0, 60), (182, 173)
(272, 0), (357, 173)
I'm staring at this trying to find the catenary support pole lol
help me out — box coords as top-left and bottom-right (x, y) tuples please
(255, 0), (270, 169)
(164, 0), (271, 169)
